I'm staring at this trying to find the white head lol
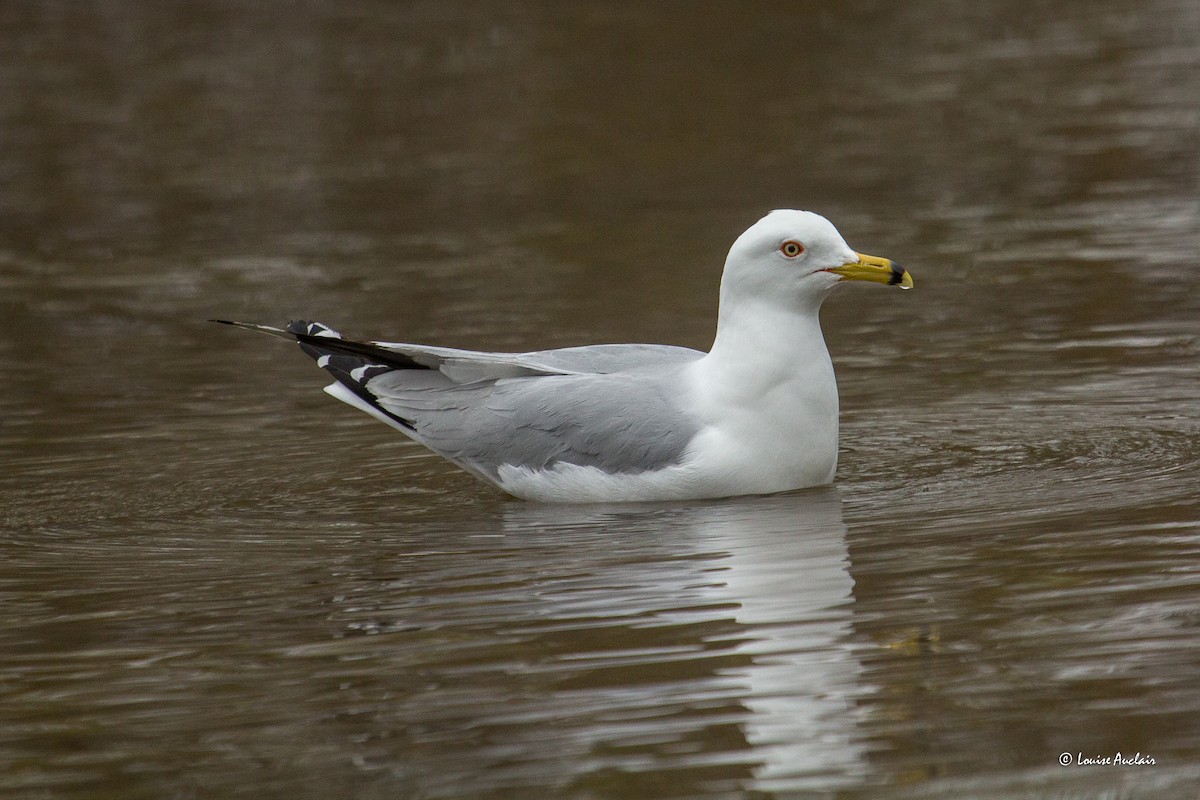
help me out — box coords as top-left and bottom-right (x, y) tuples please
(720, 209), (911, 313)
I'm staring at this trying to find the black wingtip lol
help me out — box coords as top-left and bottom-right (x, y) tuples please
(209, 320), (296, 340)
(285, 320), (343, 339)
(212, 318), (431, 372)
(214, 316), (424, 433)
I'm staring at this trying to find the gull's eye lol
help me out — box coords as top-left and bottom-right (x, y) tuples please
(780, 240), (805, 258)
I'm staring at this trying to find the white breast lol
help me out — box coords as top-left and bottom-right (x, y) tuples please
(678, 347), (840, 496)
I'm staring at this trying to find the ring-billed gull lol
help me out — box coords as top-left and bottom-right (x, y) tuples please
(214, 209), (912, 502)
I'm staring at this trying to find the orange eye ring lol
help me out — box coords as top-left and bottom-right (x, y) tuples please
(780, 240), (805, 258)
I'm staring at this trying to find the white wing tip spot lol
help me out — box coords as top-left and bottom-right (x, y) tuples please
(351, 364), (386, 382)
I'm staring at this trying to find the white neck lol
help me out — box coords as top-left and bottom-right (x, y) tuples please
(705, 290), (832, 390)
(681, 287), (840, 494)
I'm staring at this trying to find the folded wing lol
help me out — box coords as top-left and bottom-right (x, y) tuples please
(216, 320), (704, 487)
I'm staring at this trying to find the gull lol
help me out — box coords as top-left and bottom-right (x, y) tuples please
(214, 210), (912, 502)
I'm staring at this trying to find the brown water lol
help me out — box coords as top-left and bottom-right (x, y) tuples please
(3, 2), (1200, 798)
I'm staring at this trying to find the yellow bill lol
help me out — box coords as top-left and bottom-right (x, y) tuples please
(826, 252), (914, 289)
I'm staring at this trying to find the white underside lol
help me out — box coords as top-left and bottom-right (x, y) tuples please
(495, 457), (834, 503)
(496, 461), (709, 503)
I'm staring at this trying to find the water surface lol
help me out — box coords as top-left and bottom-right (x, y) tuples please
(2, 2), (1199, 798)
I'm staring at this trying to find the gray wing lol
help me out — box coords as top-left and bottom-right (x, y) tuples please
(367, 365), (702, 479)
(371, 340), (704, 381)
(218, 320), (704, 484)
